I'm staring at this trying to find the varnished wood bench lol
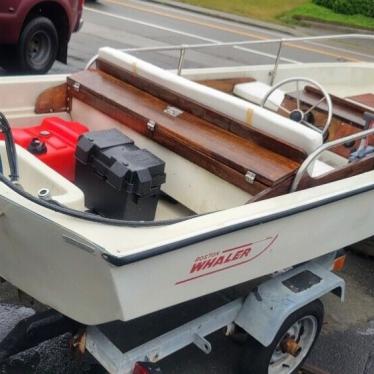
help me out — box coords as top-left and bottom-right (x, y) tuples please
(287, 86), (374, 129)
(67, 69), (301, 195)
(196, 78), (256, 94)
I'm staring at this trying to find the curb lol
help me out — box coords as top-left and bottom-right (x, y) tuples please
(141, 0), (298, 36)
(295, 17), (374, 34)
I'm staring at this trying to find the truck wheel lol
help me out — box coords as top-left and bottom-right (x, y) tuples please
(0, 47), (18, 73)
(239, 299), (324, 374)
(17, 17), (58, 74)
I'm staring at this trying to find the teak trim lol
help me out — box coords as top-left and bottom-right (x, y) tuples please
(305, 85), (374, 118)
(297, 154), (374, 191)
(35, 83), (68, 114)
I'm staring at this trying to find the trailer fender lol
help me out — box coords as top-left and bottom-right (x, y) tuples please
(234, 262), (345, 347)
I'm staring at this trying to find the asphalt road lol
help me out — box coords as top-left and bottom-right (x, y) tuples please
(46, 0), (374, 75)
(0, 0), (374, 373)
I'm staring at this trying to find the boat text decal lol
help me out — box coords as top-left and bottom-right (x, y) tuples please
(175, 234), (278, 285)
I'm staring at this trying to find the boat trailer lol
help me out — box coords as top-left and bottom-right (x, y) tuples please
(0, 256), (345, 374)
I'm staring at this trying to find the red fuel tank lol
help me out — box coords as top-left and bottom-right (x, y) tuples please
(0, 117), (89, 181)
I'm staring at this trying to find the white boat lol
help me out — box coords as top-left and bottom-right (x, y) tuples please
(0, 33), (374, 330)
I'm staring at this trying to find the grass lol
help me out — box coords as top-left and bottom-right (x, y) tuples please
(177, 0), (308, 22)
(176, 0), (374, 30)
(280, 3), (374, 30)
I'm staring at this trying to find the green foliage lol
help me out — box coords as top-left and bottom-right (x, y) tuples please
(313, 0), (374, 17)
(176, 0), (308, 21)
(282, 3), (374, 30)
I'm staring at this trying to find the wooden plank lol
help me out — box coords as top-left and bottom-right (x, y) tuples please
(196, 77), (255, 94)
(347, 93), (374, 109)
(297, 86), (374, 128)
(282, 89), (374, 158)
(297, 154), (374, 191)
(68, 85), (265, 195)
(67, 70), (301, 193)
(96, 59), (306, 163)
(281, 95), (364, 158)
(35, 83), (68, 114)
(247, 175), (294, 203)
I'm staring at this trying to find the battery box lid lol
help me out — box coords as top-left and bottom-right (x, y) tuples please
(76, 129), (166, 195)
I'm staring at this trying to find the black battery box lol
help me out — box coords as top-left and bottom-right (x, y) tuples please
(75, 129), (166, 221)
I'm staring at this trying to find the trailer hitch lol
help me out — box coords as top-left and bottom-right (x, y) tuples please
(0, 309), (82, 363)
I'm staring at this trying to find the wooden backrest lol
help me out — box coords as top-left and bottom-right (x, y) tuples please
(292, 85), (374, 128)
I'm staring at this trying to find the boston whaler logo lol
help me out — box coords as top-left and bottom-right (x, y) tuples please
(176, 235), (278, 285)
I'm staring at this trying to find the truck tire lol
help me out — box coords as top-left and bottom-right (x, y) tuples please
(0, 46), (18, 73)
(239, 299), (324, 374)
(17, 17), (58, 74)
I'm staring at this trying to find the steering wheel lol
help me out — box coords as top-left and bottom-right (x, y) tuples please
(261, 77), (333, 137)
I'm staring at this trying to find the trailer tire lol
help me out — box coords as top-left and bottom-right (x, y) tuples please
(239, 299), (324, 374)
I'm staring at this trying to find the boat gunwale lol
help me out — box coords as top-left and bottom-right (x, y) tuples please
(1, 169), (374, 267)
(104, 179), (374, 266)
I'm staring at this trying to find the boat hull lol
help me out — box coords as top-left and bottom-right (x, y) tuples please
(0, 171), (373, 325)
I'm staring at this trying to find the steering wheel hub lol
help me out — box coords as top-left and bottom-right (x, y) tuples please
(290, 109), (304, 123)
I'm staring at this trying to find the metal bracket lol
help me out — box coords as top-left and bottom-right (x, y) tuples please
(85, 299), (243, 374)
(73, 82), (80, 92)
(193, 333), (211, 354)
(235, 261), (345, 347)
(164, 106), (183, 117)
(63, 235), (99, 255)
(245, 171), (256, 184)
(147, 120), (156, 132)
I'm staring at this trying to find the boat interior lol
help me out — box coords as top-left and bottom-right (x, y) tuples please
(2, 37), (374, 223)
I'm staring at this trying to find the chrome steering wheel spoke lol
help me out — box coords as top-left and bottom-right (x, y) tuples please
(261, 77), (333, 138)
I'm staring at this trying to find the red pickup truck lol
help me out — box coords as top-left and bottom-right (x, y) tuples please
(0, 0), (84, 74)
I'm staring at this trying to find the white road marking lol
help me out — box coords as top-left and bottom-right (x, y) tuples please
(127, 0), (287, 38)
(307, 41), (374, 61)
(102, 0), (368, 62)
(84, 6), (300, 64)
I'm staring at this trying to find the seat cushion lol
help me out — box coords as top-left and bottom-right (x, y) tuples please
(234, 81), (285, 111)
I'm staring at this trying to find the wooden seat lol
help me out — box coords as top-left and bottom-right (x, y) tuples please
(346, 93), (374, 111)
(196, 78), (255, 94)
(287, 86), (374, 128)
(67, 70), (300, 194)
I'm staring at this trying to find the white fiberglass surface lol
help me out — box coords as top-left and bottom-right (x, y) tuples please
(182, 63), (374, 99)
(0, 142), (84, 210)
(71, 99), (252, 215)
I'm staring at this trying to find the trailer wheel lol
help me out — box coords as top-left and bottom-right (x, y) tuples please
(239, 299), (324, 374)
